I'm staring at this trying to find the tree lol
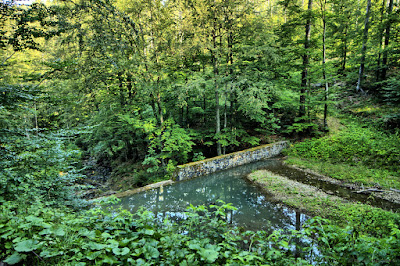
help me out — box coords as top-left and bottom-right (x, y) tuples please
(329, 0), (359, 76)
(356, 0), (372, 94)
(380, 0), (394, 81)
(300, 0), (313, 118)
(318, 0), (329, 130)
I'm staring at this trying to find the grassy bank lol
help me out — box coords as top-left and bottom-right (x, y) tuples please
(285, 157), (400, 190)
(286, 121), (400, 190)
(247, 169), (399, 237)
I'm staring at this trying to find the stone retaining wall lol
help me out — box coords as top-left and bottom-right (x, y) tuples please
(173, 141), (288, 181)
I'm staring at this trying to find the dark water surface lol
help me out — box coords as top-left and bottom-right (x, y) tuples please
(118, 159), (309, 231)
(117, 157), (399, 231)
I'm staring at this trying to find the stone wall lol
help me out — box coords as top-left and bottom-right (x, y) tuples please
(173, 141), (288, 181)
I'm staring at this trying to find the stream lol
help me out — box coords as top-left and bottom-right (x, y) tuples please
(117, 159), (309, 232)
(116, 158), (399, 231)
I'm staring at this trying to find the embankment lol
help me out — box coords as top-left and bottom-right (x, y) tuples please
(174, 141), (288, 181)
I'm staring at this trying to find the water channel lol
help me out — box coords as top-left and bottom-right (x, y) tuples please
(118, 158), (309, 232)
(117, 157), (399, 231)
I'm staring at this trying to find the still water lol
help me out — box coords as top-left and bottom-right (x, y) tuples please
(118, 158), (309, 231)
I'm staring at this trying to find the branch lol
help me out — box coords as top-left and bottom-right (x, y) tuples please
(353, 188), (385, 194)
(1, 51), (16, 66)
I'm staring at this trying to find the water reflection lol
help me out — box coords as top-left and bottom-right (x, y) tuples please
(118, 159), (309, 231)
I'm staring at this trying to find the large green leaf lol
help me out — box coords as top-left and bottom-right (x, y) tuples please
(198, 248), (219, 263)
(39, 226), (65, 236)
(112, 247), (130, 256)
(4, 252), (22, 265)
(87, 242), (107, 250)
(14, 239), (39, 252)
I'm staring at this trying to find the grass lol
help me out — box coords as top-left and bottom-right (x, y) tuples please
(247, 169), (399, 237)
(285, 157), (400, 190)
(248, 170), (348, 221)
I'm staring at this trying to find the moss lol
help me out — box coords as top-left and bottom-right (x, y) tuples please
(112, 180), (174, 198)
(286, 157), (400, 190)
(246, 169), (395, 228)
(177, 141), (288, 169)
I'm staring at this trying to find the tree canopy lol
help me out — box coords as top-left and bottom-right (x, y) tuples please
(1, 0), (400, 263)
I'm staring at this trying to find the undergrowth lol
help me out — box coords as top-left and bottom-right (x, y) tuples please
(1, 199), (308, 265)
(248, 170), (400, 236)
(287, 122), (400, 188)
(286, 157), (400, 189)
(1, 198), (400, 265)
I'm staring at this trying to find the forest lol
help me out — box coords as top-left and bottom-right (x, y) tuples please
(1, 0), (400, 264)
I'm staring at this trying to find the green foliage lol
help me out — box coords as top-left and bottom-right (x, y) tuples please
(288, 122), (400, 173)
(0, 200), (308, 265)
(216, 127), (261, 149)
(2, 198), (400, 265)
(381, 73), (400, 104)
(143, 119), (195, 176)
(0, 2), (47, 53)
(285, 117), (319, 135)
(83, 108), (151, 163)
(0, 131), (88, 208)
(304, 217), (400, 265)
(2, 1), (400, 263)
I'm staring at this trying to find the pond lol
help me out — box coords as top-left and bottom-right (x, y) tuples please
(117, 158), (309, 232)
(116, 156), (399, 231)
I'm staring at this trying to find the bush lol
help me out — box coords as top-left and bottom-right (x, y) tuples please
(2, 199), (399, 265)
(304, 217), (400, 265)
(288, 123), (400, 173)
(0, 200), (309, 265)
(0, 131), (88, 208)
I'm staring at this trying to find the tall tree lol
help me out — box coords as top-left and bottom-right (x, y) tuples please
(300, 0), (313, 118)
(356, 0), (372, 94)
(380, 0), (394, 81)
(330, 0), (359, 76)
(375, 0), (387, 81)
(318, 0), (329, 130)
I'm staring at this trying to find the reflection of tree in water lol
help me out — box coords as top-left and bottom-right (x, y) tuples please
(118, 159), (309, 231)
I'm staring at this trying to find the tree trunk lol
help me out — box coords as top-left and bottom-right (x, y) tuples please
(321, 0), (329, 130)
(118, 71), (126, 107)
(157, 92), (164, 125)
(180, 106), (184, 126)
(186, 97), (189, 128)
(215, 89), (221, 156)
(127, 72), (132, 100)
(213, 17), (222, 156)
(226, 21), (233, 155)
(300, 0), (313, 118)
(223, 92), (227, 155)
(34, 102), (38, 134)
(376, 0), (386, 82)
(356, 0), (371, 94)
(380, 0), (394, 81)
(203, 90), (206, 125)
(337, 2), (348, 76)
(342, 27), (348, 75)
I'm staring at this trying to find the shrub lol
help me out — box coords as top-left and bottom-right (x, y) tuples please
(288, 123), (400, 173)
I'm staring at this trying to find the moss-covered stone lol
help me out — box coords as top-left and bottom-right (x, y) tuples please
(112, 180), (174, 198)
(174, 141), (288, 181)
